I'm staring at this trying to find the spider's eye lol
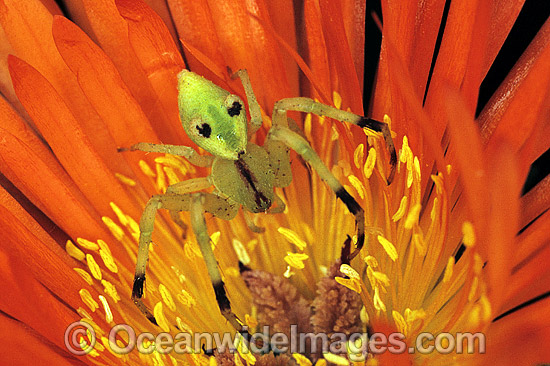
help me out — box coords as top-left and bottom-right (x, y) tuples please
(227, 101), (242, 117)
(196, 123), (212, 138)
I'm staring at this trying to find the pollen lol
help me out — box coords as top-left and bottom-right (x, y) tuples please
(283, 266), (295, 278)
(177, 289), (196, 307)
(98, 295), (114, 323)
(404, 203), (421, 229)
(278, 227), (307, 250)
(377, 235), (398, 262)
(443, 257), (455, 283)
(114, 172), (136, 186)
(86, 254), (102, 280)
(99, 248), (118, 273)
(210, 231), (221, 250)
(139, 159), (156, 177)
(101, 280), (120, 303)
(335, 277), (362, 293)
(76, 238), (99, 251)
(153, 301), (171, 332)
(364, 147), (377, 179)
(159, 283), (177, 312)
(74, 268), (93, 285)
(462, 221), (476, 247)
(392, 196), (408, 222)
(354, 144), (364, 169)
(332, 91), (342, 109)
(348, 175), (366, 199)
(101, 216), (125, 241)
(293, 353), (312, 366)
(66, 240), (85, 261)
(163, 166), (180, 185)
(232, 239), (251, 265)
(323, 352), (349, 366)
(284, 252), (309, 269)
(340, 264), (360, 279)
(364, 255), (379, 268)
(79, 288), (99, 312)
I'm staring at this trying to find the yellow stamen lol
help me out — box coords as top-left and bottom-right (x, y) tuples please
(139, 159), (156, 177)
(101, 217), (125, 241)
(284, 252), (309, 269)
(79, 289), (99, 312)
(86, 254), (102, 280)
(364, 255), (379, 268)
(335, 277), (361, 293)
(360, 306), (369, 324)
(404, 204), (421, 229)
(159, 283), (177, 312)
(353, 144), (364, 169)
(234, 333), (256, 365)
(156, 163), (167, 192)
(377, 235), (398, 262)
(177, 289), (196, 307)
(99, 249), (118, 273)
(363, 147), (377, 179)
(210, 231), (221, 250)
(332, 91), (342, 109)
(284, 266), (295, 278)
(340, 264), (360, 279)
(293, 353), (312, 366)
(392, 310), (407, 336)
(392, 196), (408, 222)
(373, 287), (387, 313)
(153, 301), (171, 332)
(163, 166), (180, 186)
(348, 175), (366, 199)
(468, 277), (479, 302)
(232, 239), (251, 265)
(76, 238), (99, 251)
(101, 280), (120, 303)
(98, 295), (114, 323)
(74, 268), (93, 285)
(462, 221), (476, 247)
(442, 257), (455, 283)
(278, 227), (307, 250)
(304, 113), (312, 141)
(66, 240), (85, 261)
(114, 172), (136, 186)
(323, 352), (349, 366)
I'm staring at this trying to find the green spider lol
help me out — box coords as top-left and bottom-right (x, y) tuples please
(123, 69), (397, 331)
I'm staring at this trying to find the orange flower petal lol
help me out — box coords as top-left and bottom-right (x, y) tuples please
(483, 0), (525, 76)
(0, 99), (131, 269)
(167, 0), (225, 79)
(484, 143), (521, 309)
(115, 0), (191, 146)
(479, 17), (550, 154)
(64, 0), (185, 144)
(9, 56), (142, 220)
(487, 297), (550, 365)
(519, 174), (550, 230)
(52, 15), (161, 195)
(0, 314), (77, 365)
(0, 0), (131, 174)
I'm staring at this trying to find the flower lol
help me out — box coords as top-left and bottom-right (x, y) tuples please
(0, 0), (549, 365)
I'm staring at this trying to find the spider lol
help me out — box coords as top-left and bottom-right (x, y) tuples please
(123, 69), (396, 332)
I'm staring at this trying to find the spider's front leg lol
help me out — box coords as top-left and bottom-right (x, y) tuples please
(272, 97), (397, 184)
(266, 125), (365, 262)
(132, 190), (244, 332)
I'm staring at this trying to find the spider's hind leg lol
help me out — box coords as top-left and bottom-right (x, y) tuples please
(132, 190), (243, 332)
(272, 97), (397, 184)
(267, 126), (366, 262)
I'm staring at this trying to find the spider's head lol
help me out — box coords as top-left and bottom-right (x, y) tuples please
(177, 70), (248, 160)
